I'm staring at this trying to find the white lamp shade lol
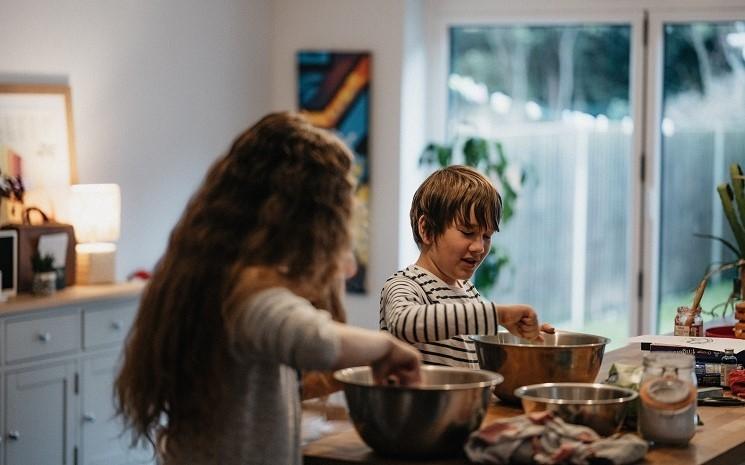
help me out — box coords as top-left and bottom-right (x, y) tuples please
(70, 184), (121, 243)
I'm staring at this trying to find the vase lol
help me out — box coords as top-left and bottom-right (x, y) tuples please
(32, 271), (57, 296)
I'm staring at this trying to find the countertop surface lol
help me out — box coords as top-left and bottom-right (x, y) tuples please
(0, 281), (145, 316)
(302, 343), (745, 465)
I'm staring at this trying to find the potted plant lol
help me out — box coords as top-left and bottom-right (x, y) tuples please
(31, 252), (57, 296)
(420, 136), (526, 295)
(695, 163), (745, 334)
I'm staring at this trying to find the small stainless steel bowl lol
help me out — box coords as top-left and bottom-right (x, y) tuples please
(515, 382), (638, 436)
(471, 331), (609, 404)
(333, 365), (503, 458)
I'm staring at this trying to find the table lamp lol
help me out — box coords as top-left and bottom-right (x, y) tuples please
(69, 184), (121, 284)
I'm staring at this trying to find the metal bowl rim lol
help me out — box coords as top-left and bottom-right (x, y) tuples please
(470, 330), (610, 348)
(333, 365), (504, 391)
(514, 382), (639, 405)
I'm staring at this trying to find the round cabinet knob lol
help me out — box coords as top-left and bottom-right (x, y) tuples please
(37, 332), (52, 343)
(110, 321), (123, 331)
(7, 430), (20, 441)
(83, 413), (97, 423)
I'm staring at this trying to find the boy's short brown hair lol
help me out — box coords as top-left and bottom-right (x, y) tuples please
(410, 165), (502, 249)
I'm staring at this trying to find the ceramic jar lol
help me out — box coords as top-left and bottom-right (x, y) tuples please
(638, 352), (698, 445)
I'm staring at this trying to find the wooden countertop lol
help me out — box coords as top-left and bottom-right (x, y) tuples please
(0, 281), (145, 316)
(303, 344), (745, 465)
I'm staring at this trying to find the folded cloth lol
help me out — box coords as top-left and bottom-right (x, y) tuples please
(729, 369), (745, 398)
(464, 411), (648, 465)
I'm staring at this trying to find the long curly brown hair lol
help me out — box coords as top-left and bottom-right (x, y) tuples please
(114, 112), (354, 447)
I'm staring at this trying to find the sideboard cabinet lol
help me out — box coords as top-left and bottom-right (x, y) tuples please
(0, 283), (153, 465)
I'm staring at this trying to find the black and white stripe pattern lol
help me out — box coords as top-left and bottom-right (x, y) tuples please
(380, 265), (499, 368)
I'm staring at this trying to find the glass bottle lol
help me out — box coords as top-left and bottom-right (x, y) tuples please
(721, 349), (738, 388)
(674, 306), (702, 336)
(638, 353), (698, 445)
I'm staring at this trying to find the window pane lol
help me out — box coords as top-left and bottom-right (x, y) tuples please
(448, 25), (633, 348)
(658, 22), (745, 332)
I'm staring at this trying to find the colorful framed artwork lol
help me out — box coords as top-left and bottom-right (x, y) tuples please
(0, 84), (77, 224)
(297, 50), (371, 294)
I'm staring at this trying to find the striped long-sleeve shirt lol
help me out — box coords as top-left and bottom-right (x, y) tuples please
(379, 265), (499, 368)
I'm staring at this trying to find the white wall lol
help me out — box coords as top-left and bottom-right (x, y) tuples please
(399, 0), (428, 269)
(271, 0), (417, 329)
(0, 0), (272, 279)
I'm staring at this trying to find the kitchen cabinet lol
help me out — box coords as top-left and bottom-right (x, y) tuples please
(5, 361), (76, 465)
(0, 283), (152, 465)
(81, 352), (150, 465)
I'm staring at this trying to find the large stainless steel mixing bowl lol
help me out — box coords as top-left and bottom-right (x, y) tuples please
(515, 382), (638, 436)
(333, 365), (503, 458)
(471, 331), (609, 404)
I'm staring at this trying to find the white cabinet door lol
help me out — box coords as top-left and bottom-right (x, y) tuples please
(81, 353), (153, 465)
(5, 361), (76, 465)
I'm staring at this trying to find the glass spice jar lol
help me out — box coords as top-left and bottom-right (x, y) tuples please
(674, 306), (703, 337)
(638, 353), (698, 445)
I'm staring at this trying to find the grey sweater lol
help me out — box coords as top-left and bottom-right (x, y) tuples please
(162, 287), (341, 465)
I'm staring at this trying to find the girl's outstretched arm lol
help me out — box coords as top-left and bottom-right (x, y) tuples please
(332, 323), (421, 386)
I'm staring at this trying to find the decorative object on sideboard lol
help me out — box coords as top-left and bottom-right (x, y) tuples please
(69, 184), (120, 284)
(0, 229), (18, 299)
(1, 207), (76, 293)
(37, 230), (70, 289)
(31, 251), (56, 296)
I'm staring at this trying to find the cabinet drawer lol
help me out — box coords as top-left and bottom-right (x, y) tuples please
(83, 301), (137, 349)
(5, 311), (81, 363)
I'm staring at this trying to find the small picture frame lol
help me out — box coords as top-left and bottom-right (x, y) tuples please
(0, 229), (18, 298)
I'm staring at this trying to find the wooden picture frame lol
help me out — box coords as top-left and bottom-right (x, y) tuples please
(0, 84), (78, 224)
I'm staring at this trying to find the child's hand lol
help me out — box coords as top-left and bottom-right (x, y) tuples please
(498, 304), (546, 341)
(372, 336), (422, 386)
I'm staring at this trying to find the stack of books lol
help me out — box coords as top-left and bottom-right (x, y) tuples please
(633, 335), (745, 387)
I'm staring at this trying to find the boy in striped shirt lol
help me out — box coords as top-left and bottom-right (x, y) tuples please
(380, 165), (553, 368)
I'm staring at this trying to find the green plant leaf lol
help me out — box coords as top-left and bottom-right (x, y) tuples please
(31, 252), (55, 273)
(463, 138), (489, 168)
(473, 246), (510, 295)
(730, 163), (745, 228)
(694, 233), (742, 258)
(717, 183), (745, 255)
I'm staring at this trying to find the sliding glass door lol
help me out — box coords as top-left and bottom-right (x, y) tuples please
(647, 12), (745, 334)
(443, 18), (644, 348)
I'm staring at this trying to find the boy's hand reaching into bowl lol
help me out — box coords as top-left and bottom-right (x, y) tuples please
(498, 305), (554, 341)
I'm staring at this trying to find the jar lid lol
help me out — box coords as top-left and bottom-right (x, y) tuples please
(640, 377), (697, 411)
